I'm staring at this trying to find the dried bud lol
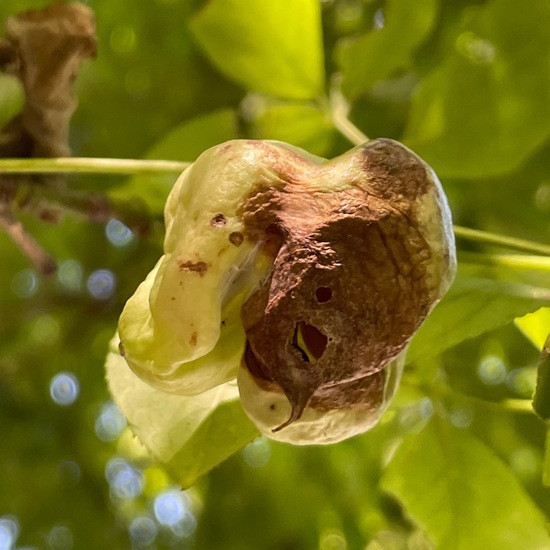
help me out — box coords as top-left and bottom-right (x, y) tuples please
(118, 139), (456, 444)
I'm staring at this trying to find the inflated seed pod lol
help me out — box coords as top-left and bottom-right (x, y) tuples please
(118, 138), (456, 444)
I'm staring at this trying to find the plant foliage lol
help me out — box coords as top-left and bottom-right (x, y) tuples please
(1, 1), (550, 549)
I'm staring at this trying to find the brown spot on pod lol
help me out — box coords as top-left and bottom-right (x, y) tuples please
(177, 260), (208, 275)
(229, 231), (244, 246)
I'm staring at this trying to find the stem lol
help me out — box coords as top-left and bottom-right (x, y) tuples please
(0, 157), (191, 175)
(4, 155), (550, 260)
(459, 251), (550, 272)
(0, 202), (56, 275)
(454, 225), (550, 257)
(330, 87), (369, 145)
(434, 382), (535, 415)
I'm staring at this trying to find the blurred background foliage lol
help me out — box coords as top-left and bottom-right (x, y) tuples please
(1, 0), (550, 549)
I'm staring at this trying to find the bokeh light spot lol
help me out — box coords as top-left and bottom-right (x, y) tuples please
(11, 269), (39, 298)
(106, 458), (143, 500)
(0, 516), (19, 550)
(510, 448), (539, 481)
(57, 260), (83, 293)
(47, 525), (73, 550)
(49, 372), (80, 406)
(169, 513), (197, 538)
(154, 490), (189, 527)
(449, 406), (473, 429)
(477, 355), (507, 385)
(95, 401), (127, 442)
(534, 182), (550, 212)
(105, 219), (135, 248)
(456, 31), (496, 65)
(87, 269), (116, 300)
(110, 26), (137, 55)
(373, 8), (385, 30)
(242, 437), (271, 468)
(30, 314), (60, 346)
(320, 529), (347, 550)
(506, 367), (536, 398)
(129, 517), (158, 547)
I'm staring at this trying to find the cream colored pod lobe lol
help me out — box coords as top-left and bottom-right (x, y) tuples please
(118, 139), (456, 445)
(117, 140), (325, 395)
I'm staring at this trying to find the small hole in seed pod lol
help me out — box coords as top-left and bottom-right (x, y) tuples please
(315, 287), (332, 303)
(292, 322), (328, 361)
(210, 213), (227, 227)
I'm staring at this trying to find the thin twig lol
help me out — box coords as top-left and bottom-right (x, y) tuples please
(330, 87), (369, 145)
(0, 157), (191, 175)
(0, 202), (56, 275)
(454, 226), (550, 257)
(459, 251), (550, 272)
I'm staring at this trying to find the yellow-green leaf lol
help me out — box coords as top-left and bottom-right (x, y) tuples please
(105, 336), (259, 488)
(188, 0), (324, 99)
(382, 417), (550, 549)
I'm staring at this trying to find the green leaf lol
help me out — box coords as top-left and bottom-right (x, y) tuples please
(381, 417), (550, 549)
(110, 109), (237, 215)
(516, 307), (550, 351)
(407, 275), (550, 364)
(405, 0), (550, 178)
(188, 0), (324, 99)
(105, 336), (259, 488)
(338, 0), (439, 98)
(0, 73), (24, 128)
(252, 102), (336, 157)
(516, 309), (550, 421)
(533, 340), (550, 422)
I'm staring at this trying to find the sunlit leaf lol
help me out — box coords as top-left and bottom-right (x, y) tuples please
(405, 0), (550, 178)
(338, 0), (438, 98)
(188, 0), (324, 99)
(105, 336), (259, 488)
(382, 417), (550, 549)
(407, 275), (550, 364)
(516, 307), (550, 351)
(110, 109), (237, 215)
(517, 308), (550, 421)
(251, 102), (336, 157)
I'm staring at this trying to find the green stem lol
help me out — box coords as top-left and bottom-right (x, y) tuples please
(0, 157), (191, 175)
(459, 251), (550, 272)
(454, 226), (550, 257)
(434, 382), (535, 415)
(0, 201), (56, 275)
(329, 87), (369, 145)
(3, 156), (550, 260)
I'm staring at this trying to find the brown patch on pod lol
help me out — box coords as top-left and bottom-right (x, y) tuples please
(238, 138), (455, 431)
